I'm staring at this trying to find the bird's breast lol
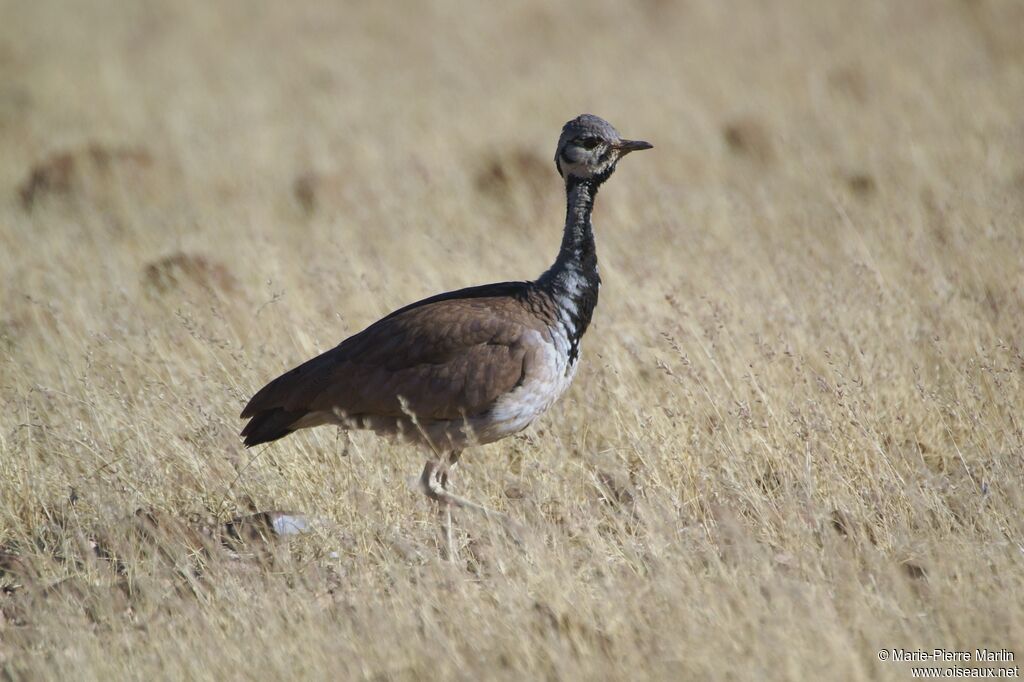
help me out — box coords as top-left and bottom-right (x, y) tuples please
(472, 327), (580, 442)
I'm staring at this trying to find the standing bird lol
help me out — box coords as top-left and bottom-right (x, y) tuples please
(240, 114), (651, 555)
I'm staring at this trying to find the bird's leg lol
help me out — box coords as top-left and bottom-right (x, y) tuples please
(417, 453), (523, 553)
(441, 455), (456, 561)
(418, 456), (453, 559)
(417, 455), (496, 515)
(442, 501), (455, 561)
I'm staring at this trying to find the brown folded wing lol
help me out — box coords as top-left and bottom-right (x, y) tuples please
(241, 292), (544, 440)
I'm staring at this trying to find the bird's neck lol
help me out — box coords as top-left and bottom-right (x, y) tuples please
(537, 175), (602, 363)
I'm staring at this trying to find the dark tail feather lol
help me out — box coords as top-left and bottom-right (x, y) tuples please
(240, 408), (303, 447)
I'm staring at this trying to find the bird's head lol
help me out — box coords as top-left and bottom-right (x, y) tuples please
(554, 114), (652, 183)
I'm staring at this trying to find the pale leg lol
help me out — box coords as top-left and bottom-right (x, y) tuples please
(417, 453), (522, 558)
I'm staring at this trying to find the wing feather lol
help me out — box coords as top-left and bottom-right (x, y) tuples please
(240, 285), (544, 439)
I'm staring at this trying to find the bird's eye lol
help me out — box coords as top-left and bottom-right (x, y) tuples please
(579, 137), (601, 150)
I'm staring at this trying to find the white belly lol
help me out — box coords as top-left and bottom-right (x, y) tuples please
(471, 327), (578, 443)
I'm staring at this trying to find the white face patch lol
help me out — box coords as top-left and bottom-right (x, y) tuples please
(558, 153), (617, 180)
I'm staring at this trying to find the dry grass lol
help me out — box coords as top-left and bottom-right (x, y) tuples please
(2, 0), (1023, 679)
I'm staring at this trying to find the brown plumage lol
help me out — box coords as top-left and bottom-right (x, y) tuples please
(239, 114), (651, 557)
(241, 283), (553, 448)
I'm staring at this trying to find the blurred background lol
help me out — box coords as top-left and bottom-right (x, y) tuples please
(2, 0), (1022, 311)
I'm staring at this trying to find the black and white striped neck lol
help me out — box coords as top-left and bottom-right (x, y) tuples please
(537, 174), (605, 364)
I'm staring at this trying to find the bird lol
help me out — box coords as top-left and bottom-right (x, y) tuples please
(239, 114), (651, 557)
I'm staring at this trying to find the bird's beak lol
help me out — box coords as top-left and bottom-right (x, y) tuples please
(616, 139), (654, 155)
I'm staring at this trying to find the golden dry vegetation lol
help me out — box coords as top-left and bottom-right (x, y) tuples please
(2, 0), (1023, 679)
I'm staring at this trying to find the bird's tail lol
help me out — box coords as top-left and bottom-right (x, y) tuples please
(240, 407), (304, 447)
